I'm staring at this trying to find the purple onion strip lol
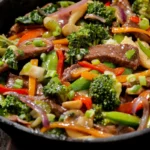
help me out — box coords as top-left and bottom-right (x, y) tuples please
(132, 96), (149, 130)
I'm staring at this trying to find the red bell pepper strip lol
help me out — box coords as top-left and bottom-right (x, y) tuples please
(129, 16), (140, 24)
(117, 90), (150, 114)
(0, 84), (28, 95)
(17, 28), (46, 45)
(78, 61), (124, 76)
(105, 1), (110, 6)
(73, 95), (92, 110)
(56, 50), (65, 79)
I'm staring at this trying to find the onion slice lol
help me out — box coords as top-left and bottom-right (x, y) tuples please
(84, 14), (106, 23)
(4, 92), (49, 127)
(132, 96), (149, 130)
(48, 0), (88, 17)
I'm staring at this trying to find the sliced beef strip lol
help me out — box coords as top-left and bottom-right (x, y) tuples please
(62, 64), (80, 82)
(84, 44), (140, 70)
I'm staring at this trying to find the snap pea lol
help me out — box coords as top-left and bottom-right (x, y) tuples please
(102, 111), (140, 127)
(41, 50), (58, 71)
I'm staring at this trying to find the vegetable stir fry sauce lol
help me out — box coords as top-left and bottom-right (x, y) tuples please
(1, 0), (150, 140)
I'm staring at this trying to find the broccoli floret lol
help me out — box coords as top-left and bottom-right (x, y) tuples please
(15, 4), (58, 25)
(0, 95), (31, 121)
(89, 74), (122, 111)
(66, 23), (110, 64)
(92, 104), (103, 124)
(132, 0), (150, 19)
(2, 45), (18, 70)
(87, 1), (116, 25)
(43, 77), (70, 102)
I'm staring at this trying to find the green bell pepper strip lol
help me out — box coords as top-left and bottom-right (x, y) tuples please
(102, 111), (140, 127)
(70, 77), (91, 91)
(70, 70), (100, 91)
(41, 50), (58, 71)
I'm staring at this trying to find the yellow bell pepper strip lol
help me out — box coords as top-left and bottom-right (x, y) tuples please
(41, 122), (113, 138)
(112, 27), (150, 37)
(56, 50), (65, 79)
(28, 59), (38, 96)
(71, 67), (91, 79)
(78, 61), (125, 76)
(81, 71), (98, 80)
(0, 84), (28, 95)
(52, 38), (69, 45)
(117, 69), (150, 83)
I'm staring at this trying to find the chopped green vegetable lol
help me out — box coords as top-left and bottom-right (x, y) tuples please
(102, 111), (140, 127)
(137, 38), (150, 58)
(139, 17), (149, 30)
(125, 49), (136, 60)
(13, 79), (23, 89)
(138, 76), (147, 86)
(33, 39), (46, 47)
(126, 84), (142, 94)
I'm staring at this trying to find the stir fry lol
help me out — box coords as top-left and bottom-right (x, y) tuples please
(0, 0), (150, 140)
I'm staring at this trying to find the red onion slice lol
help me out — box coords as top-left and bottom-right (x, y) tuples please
(132, 96), (149, 130)
(4, 92), (49, 127)
(84, 14), (106, 23)
(48, 0), (88, 17)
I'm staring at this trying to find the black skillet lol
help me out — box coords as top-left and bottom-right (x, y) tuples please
(0, 0), (150, 149)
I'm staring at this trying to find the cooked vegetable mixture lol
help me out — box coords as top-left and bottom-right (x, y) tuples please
(1, 0), (150, 140)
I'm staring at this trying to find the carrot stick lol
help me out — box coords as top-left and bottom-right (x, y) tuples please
(41, 122), (113, 138)
(8, 30), (28, 40)
(112, 27), (150, 37)
(52, 38), (69, 45)
(29, 59), (38, 96)
(17, 28), (46, 45)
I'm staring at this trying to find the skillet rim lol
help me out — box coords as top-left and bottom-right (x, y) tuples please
(0, 115), (150, 143)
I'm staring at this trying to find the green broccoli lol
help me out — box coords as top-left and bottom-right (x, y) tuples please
(65, 23), (110, 64)
(89, 74), (122, 111)
(43, 77), (70, 102)
(0, 95), (31, 121)
(15, 4), (58, 25)
(132, 0), (150, 19)
(2, 45), (18, 70)
(86, 1), (116, 25)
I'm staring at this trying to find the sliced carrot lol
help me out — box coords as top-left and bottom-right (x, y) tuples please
(112, 27), (150, 37)
(8, 30), (28, 40)
(17, 28), (46, 45)
(41, 122), (113, 138)
(28, 59), (38, 96)
(52, 38), (69, 45)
